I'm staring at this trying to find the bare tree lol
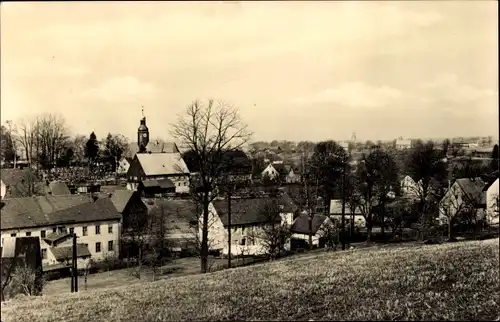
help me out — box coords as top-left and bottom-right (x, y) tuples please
(83, 259), (94, 291)
(2, 257), (45, 300)
(439, 183), (479, 241)
(36, 113), (70, 168)
(16, 117), (38, 167)
(170, 100), (251, 273)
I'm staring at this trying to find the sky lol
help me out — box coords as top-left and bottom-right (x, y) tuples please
(1, 1), (498, 143)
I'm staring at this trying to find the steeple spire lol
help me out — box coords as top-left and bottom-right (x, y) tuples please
(141, 105), (145, 118)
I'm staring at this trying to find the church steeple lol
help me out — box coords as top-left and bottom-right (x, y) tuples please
(138, 106), (149, 153)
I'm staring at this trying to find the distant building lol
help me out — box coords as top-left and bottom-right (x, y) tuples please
(290, 213), (335, 248)
(438, 178), (486, 225)
(396, 139), (412, 150)
(261, 162), (301, 183)
(117, 157), (133, 175)
(339, 141), (349, 151)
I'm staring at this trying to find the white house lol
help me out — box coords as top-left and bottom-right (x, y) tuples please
(126, 152), (191, 194)
(400, 175), (419, 199)
(117, 157), (133, 175)
(485, 178), (499, 225)
(261, 162), (300, 183)
(290, 213), (335, 248)
(339, 141), (349, 152)
(438, 178), (486, 225)
(0, 195), (122, 269)
(1, 179), (6, 200)
(396, 139), (412, 150)
(329, 199), (366, 228)
(203, 195), (297, 256)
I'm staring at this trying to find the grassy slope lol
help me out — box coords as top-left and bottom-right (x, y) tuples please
(2, 239), (499, 322)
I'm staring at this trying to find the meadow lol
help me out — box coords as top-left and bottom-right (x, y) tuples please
(1, 238), (499, 321)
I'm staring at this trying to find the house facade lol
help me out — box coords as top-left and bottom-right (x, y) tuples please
(126, 152), (190, 194)
(117, 157), (133, 175)
(290, 213), (335, 248)
(438, 178), (486, 225)
(485, 178), (499, 225)
(204, 196), (296, 256)
(261, 162), (300, 183)
(0, 195), (122, 269)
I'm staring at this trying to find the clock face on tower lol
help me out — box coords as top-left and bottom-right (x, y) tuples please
(142, 133), (147, 138)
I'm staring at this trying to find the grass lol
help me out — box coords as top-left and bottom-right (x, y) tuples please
(2, 239), (499, 321)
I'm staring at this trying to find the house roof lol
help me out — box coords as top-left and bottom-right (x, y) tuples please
(50, 244), (91, 261)
(1, 195), (120, 230)
(330, 199), (362, 215)
(110, 189), (136, 213)
(0, 168), (27, 187)
(212, 195), (295, 226)
(43, 232), (72, 244)
(135, 153), (190, 176)
(290, 214), (328, 235)
(270, 163), (290, 176)
(455, 178), (486, 206)
(47, 181), (71, 196)
(147, 199), (198, 234)
(127, 141), (179, 156)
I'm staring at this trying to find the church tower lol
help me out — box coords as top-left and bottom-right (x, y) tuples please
(137, 107), (149, 153)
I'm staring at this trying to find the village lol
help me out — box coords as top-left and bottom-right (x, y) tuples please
(0, 108), (498, 300)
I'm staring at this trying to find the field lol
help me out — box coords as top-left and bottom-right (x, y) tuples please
(1, 239), (499, 321)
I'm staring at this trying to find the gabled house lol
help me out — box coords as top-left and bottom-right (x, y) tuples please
(329, 199), (366, 228)
(138, 178), (176, 198)
(117, 157), (134, 175)
(396, 139), (412, 150)
(484, 177), (499, 225)
(126, 152), (190, 194)
(205, 195), (297, 256)
(400, 175), (419, 199)
(290, 213), (335, 248)
(438, 178), (486, 225)
(109, 189), (148, 233)
(0, 195), (122, 269)
(261, 162), (300, 183)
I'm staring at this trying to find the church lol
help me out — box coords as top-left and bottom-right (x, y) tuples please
(126, 113), (191, 195)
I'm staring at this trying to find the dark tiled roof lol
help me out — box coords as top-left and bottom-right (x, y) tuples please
(0, 168), (28, 187)
(291, 214), (328, 235)
(141, 178), (175, 189)
(110, 189), (135, 213)
(148, 199), (198, 234)
(1, 195), (120, 230)
(456, 178), (486, 206)
(212, 196), (291, 226)
(43, 232), (72, 244)
(50, 244), (91, 262)
(271, 163), (290, 176)
(47, 181), (71, 196)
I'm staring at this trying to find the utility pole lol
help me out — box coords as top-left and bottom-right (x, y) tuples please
(72, 233), (78, 292)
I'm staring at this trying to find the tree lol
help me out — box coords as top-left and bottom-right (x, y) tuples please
(406, 141), (448, 233)
(16, 117), (38, 167)
(1, 256), (44, 301)
(1, 124), (17, 163)
(355, 150), (400, 242)
(36, 113), (69, 168)
(251, 198), (292, 260)
(102, 133), (129, 173)
(71, 134), (88, 166)
(439, 183), (479, 241)
(85, 132), (100, 166)
(442, 139), (451, 156)
(170, 100), (251, 273)
(490, 144), (499, 172)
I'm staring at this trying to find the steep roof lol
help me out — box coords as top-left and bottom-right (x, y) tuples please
(455, 178), (486, 206)
(0, 168), (27, 187)
(141, 178), (175, 189)
(127, 141), (179, 156)
(50, 244), (91, 261)
(1, 195), (120, 230)
(291, 214), (328, 235)
(110, 189), (136, 213)
(47, 181), (71, 196)
(212, 196), (294, 226)
(271, 163), (290, 176)
(136, 153), (190, 176)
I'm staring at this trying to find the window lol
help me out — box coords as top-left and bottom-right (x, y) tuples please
(41, 249), (47, 259)
(41, 230), (46, 238)
(240, 238), (246, 246)
(184, 182), (187, 186)
(82, 226), (88, 236)
(108, 241), (114, 252)
(69, 227), (74, 235)
(84, 243), (88, 248)
(108, 225), (113, 234)
(58, 227), (66, 233)
(10, 233), (16, 237)
(26, 231), (31, 237)
(242, 226), (245, 233)
(95, 225), (101, 235)
(53, 228), (57, 233)
(95, 242), (101, 253)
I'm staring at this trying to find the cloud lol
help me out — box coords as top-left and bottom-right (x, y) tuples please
(421, 73), (497, 103)
(292, 82), (403, 109)
(80, 76), (156, 102)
